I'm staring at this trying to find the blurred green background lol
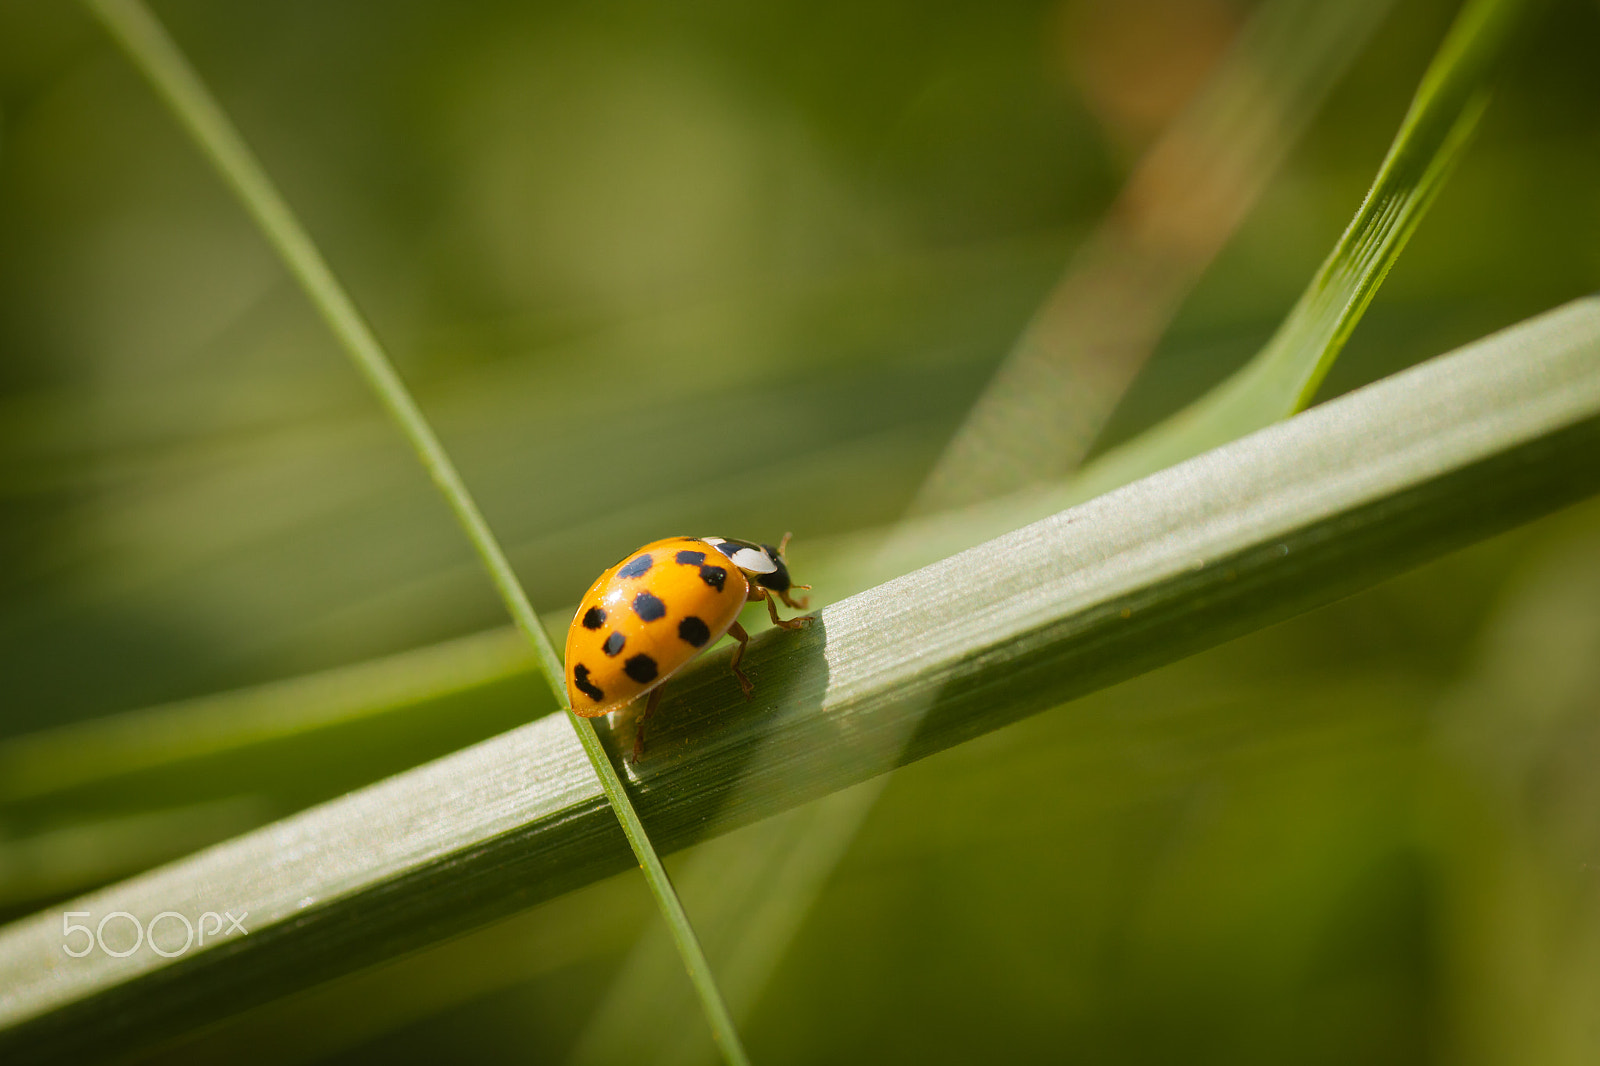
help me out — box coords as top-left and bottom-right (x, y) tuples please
(2, 0), (1599, 1062)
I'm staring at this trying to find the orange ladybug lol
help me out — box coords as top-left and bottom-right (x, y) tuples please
(565, 534), (811, 758)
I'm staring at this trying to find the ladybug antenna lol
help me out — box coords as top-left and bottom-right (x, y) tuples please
(778, 531), (793, 558)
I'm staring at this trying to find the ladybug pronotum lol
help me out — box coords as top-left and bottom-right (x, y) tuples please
(564, 534), (812, 758)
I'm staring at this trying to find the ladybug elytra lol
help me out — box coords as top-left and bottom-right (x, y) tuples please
(564, 534), (811, 758)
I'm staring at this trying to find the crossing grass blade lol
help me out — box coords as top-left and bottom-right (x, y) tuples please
(79, 1), (750, 1062)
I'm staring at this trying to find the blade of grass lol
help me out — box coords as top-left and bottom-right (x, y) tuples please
(1066, 0), (1541, 504)
(80, 2), (749, 1062)
(2, 295), (1598, 1062)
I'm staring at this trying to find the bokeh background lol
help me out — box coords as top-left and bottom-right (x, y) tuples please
(2, 0), (1600, 1062)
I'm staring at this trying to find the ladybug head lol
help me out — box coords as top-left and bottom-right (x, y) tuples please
(704, 535), (794, 592)
(753, 543), (792, 593)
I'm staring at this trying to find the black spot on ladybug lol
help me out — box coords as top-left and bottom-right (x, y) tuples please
(632, 591), (666, 621)
(678, 616), (711, 647)
(699, 565), (727, 591)
(582, 606), (606, 630)
(675, 549), (707, 566)
(619, 554), (653, 579)
(624, 654), (658, 683)
(572, 663), (603, 701)
(602, 632), (626, 657)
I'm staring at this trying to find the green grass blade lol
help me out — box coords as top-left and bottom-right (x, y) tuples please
(3, 295), (1597, 1062)
(1067, 0), (1540, 504)
(80, 2), (748, 1061)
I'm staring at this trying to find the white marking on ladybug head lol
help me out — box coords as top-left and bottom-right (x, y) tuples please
(703, 536), (778, 574)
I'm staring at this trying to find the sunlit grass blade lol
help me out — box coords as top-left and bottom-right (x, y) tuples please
(80, 1), (748, 1061)
(915, 0), (1395, 513)
(3, 294), (1597, 1063)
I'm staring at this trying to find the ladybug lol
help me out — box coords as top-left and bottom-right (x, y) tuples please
(565, 534), (812, 758)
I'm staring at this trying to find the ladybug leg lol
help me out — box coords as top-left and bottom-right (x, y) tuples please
(756, 585), (811, 630)
(726, 621), (755, 698)
(630, 685), (665, 763)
